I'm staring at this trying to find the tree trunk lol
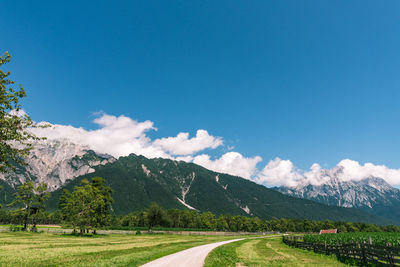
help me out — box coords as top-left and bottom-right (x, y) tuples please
(23, 213), (28, 231)
(80, 229), (83, 236)
(93, 229), (96, 235)
(32, 217), (37, 232)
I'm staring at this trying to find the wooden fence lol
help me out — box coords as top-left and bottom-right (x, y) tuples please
(283, 235), (400, 266)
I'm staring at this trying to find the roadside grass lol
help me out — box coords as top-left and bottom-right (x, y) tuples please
(204, 236), (348, 267)
(0, 232), (244, 267)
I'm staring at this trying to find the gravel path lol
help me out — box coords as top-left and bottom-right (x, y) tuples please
(141, 238), (244, 267)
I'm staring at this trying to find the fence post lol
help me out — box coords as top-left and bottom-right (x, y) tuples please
(386, 242), (394, 265)
(361, 241), (367, 265)
(349, 240), (353, 258)
(336, 242), (340, 259)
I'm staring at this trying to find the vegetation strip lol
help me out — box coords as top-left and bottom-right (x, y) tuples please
(283, 234), (400, 266)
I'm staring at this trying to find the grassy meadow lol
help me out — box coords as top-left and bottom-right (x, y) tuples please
(204, 235), (347, 267)
(0, 232), (241, 267)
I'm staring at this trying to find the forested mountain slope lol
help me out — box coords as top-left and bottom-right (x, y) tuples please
(46, 154), (393, 224)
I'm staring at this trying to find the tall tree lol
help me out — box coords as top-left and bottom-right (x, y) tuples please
(90, 177), (113, 234)
(9, 181), (34, 230)
(146, 202), (165, 231)
(0, 51), (40, 173)
(8, 182), (33, 230)
(0, 185), (2, 209)
(8, 181), (50, 231)
(31, 183), (51, 231)
(61, 179), (93, 234)
(61, 178), (112, 235)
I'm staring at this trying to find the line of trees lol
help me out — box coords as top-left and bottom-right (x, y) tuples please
(110, 203), (400, 233)
(1, 180), (400, 234)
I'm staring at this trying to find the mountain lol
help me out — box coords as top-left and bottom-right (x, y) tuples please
(0, 139), (115, 193)
(45, 154), (394, 224)
(0, 140), (394, 224)
(274, 166), (400, 223)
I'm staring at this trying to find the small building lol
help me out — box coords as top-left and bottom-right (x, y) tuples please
(319, 229), (337, 234)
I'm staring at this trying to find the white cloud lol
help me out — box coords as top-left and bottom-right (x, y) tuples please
(31, 114), (169, 159)
(256, 158), (303, 187)
(192, 152), (262, 179)
(254, 158), (400, 187)
(31, 113), (223, 161)
(153, 130), (223, 156)
(302, 163), (330, 186)
(337, 159), (400, 186)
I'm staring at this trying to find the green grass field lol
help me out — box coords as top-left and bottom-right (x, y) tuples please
(0, 232), (241, 267)
(0, 232), (349, 266)
(204, 236), (348, 267)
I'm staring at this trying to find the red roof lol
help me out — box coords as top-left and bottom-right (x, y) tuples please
(319, 229), (337, 234)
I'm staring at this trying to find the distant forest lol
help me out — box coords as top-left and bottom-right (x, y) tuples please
(1, 204), (399, 234)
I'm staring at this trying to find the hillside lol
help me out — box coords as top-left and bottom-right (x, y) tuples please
(46, 154), (394, 224)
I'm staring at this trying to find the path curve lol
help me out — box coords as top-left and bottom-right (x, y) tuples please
(141, 238), (244, 267)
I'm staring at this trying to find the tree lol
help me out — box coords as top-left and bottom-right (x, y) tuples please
(216, 215), (228, 231)
(146, 202), (165, 231)
(0, 52), (41, 173)
(61, 178), (113, 235)
(9, 182), (34, 230)
(59, 189), (72, 210)
(30, 183), (51, 231)
(62, 180), (91, 234)
(0, 185), (2, 209)
(90, 177), (113, 234)
(8, 181), (50, 231)
(167, 209), (181, 228)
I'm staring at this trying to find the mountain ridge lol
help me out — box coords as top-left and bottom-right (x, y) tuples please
(274, 167), (400, 223)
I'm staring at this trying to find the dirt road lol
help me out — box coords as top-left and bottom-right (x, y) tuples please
(140, 238), (244, 267)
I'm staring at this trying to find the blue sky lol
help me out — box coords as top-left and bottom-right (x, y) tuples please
(2, 1), (400, 181)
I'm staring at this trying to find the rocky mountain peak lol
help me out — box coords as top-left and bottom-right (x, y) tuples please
(0, 139), (115, 191)
(274, 174), (400, 222)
